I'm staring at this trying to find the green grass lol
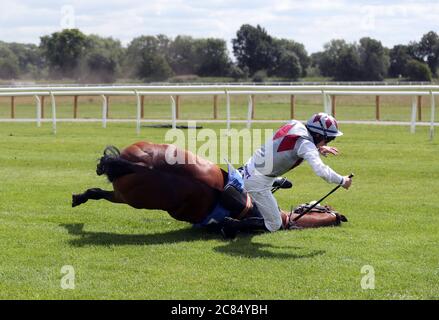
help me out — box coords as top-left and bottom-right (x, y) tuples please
(1, 94), (439, 122)
(0, 121), (438, 299)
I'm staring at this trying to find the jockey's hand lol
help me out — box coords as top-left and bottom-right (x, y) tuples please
(318, 146), (339, 157)
(342, 176), (352, 189)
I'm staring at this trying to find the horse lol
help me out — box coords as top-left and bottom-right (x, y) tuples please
(72, 141), (347, 234)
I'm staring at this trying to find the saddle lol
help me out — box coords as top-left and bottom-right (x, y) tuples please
(286, 203), (348, 229)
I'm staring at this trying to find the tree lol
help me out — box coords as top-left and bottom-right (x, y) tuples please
(0, 44), (19, 79)
(273, 39), (309, 77)
(168, 36), (199, 75)
(6, 42), (45, 77)
(310, 52), (323, 68)
(336, 45), (362, 81)
(156, 34), (172, 55)
(433, 43), (439, 75)
(313, 38), (389, 81)
(81, 35), (124, 83)
(418, 31), (439, 75)
(229, 64), (247, 80)
(389, 45), (411, 77)
(405, 59), (432, 81)
(316, 39), (362, 80)
(124, 36), (156, 77)
(272, 49), (302, 79)
(389, 32), (439, 80)
(138, 53), (173, 81)
(232, 24), (275, 75)
(358, 37), (389, 81)
(316, 39), (349, 77)
(40, 29), (88, 78)
(252, 70), (268, 82)
(195, 38), (231, 76)
(124, 35), (173, 81)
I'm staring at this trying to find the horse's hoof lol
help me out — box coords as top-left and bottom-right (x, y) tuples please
(72, 194), (84, 207)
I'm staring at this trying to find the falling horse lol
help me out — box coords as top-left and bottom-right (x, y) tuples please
(72, 141), (347, 235)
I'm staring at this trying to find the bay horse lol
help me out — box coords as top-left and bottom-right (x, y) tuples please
(72, 141), (347, 234)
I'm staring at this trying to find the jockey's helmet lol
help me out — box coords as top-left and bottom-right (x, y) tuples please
(305, 113), (343, 142)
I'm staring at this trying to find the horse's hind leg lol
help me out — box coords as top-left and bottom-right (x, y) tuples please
(72, 188), (121, 207)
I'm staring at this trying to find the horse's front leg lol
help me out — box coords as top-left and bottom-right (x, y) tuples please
(72, 188), (121, 207)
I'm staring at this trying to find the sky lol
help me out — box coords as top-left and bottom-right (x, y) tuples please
(1, 0), (438, 54)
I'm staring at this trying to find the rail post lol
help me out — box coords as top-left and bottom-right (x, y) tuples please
(136, 91), (141, 135)
(410, 96), (417, 133)
(171, 95), (177, 129)
(50, 92), (57, 135)
(175, 95), (180, 119)
(331, 95), (337, 117)
(106, 96), (110, 118)
(375, 96), (381, 120)
(430, 91), (436, 140)
(251, 94), (255, 119)
(226, 90), (230, 131)
(34, 95), (41, 127)
(73, 95), (78, 118)
(290, 95), (295, 119)
(247, 95), (253, 129)
(323, 91), (331, 114)
(11, 96), (15, 119)
(101, 95), (108, 128)
(213, 95), (218, 119)
(41, 95), (45, 118)
(141, 95), (145, 118)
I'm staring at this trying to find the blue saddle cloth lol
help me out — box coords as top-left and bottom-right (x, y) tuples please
(194, 163), (244, 227)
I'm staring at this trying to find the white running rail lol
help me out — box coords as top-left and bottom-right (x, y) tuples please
(0, 85), (437, 139)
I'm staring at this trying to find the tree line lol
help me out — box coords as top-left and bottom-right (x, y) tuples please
(0, 25), (438, 82)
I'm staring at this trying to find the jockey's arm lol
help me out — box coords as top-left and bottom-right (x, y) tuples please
(296, 139), (345, 185)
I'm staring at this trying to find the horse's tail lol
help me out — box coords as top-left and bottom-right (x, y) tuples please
(96, 146), (138, 182)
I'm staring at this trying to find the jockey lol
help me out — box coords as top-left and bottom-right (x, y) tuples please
(221, 112), (352, 238)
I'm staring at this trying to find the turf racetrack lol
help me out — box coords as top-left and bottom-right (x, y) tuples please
(0, 122), (438, 299)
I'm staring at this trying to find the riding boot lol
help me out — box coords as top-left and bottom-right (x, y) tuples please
(219, 184), (249, 219)
(221, 217), (268, 239)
